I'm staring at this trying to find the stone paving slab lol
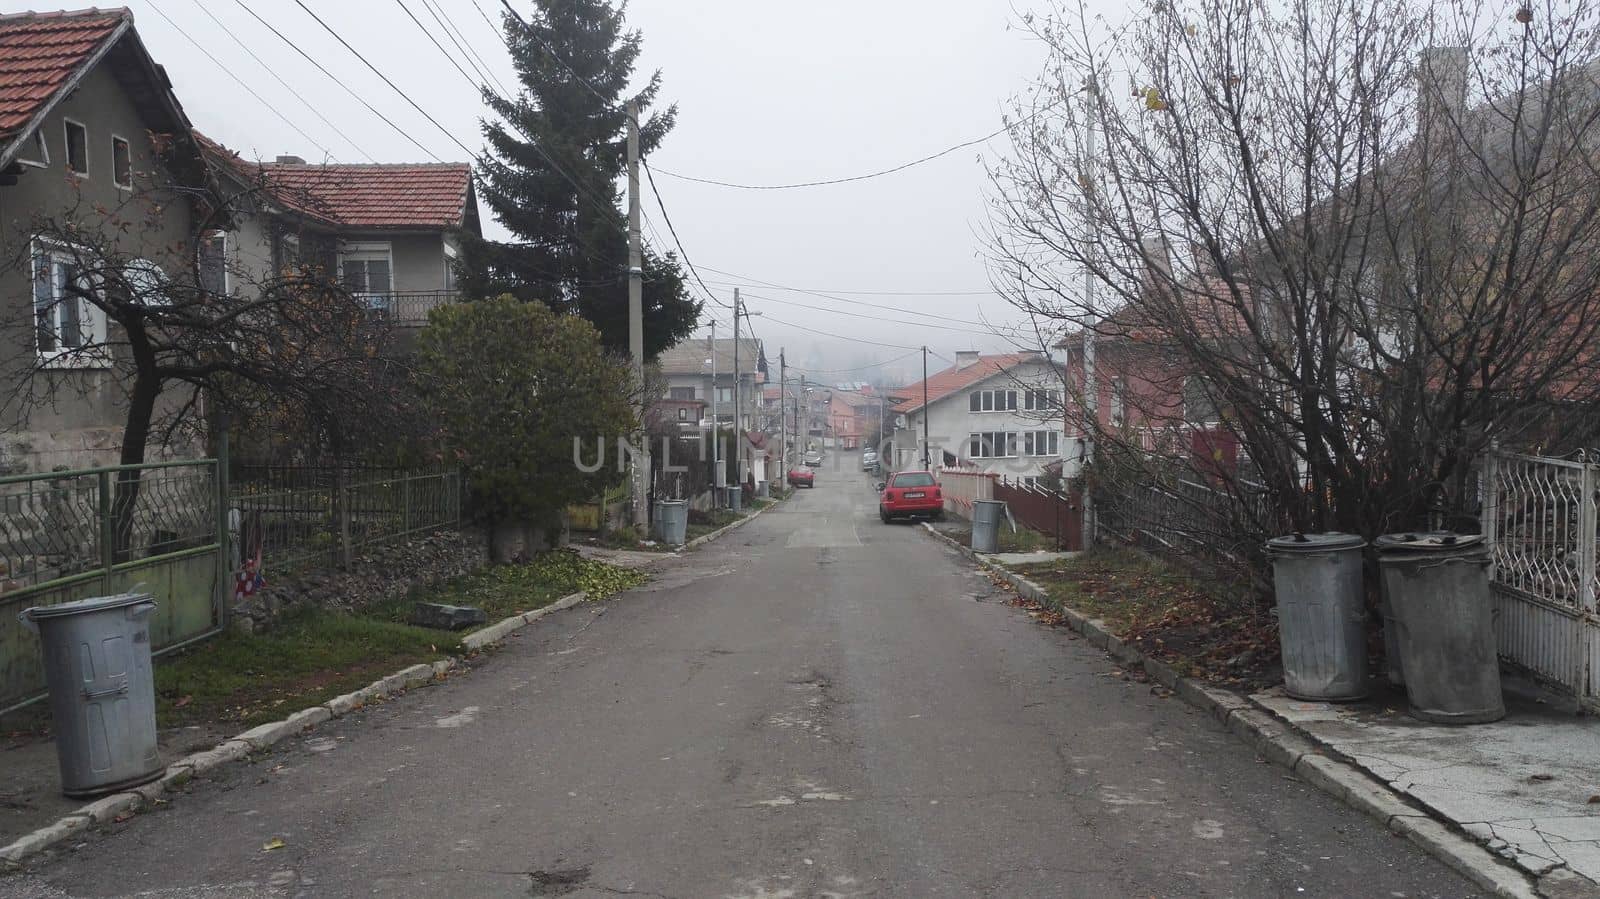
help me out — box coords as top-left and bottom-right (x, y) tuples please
(1253, 680), (1600, 885)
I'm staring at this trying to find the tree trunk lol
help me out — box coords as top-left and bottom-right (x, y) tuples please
(112, 371), (160, 562)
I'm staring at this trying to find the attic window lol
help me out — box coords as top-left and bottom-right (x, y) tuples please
(16, 130), (48, 168)
(63, 120), (87, 176)
(111, 136), (131, 189)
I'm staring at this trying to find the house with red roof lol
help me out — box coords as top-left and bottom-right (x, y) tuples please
(885, 350), (1065, 480)
(198, 136), (479, 326)
(0, 7), (220, 470)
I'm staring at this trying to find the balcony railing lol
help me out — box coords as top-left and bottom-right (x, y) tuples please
(360, 290), (462, 326)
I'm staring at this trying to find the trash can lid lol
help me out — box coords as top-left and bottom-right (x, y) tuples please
(21, 592), (153, 620)
(1373, 531), (1485, 552)
(1265, 531), (1366, 552)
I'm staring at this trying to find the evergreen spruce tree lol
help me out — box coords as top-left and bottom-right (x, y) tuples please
(461, 0), (700, 358)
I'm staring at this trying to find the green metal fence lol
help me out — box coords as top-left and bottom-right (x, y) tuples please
(230, 468), (462, 574)
(0, 458), (228, 714)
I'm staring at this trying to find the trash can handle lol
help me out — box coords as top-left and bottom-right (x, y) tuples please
(82, 680), (129, 700)
(126, 602), (155, 621)
(17, 609), (38, 635)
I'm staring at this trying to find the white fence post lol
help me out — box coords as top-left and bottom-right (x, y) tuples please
(1580, 462), (1598, 698)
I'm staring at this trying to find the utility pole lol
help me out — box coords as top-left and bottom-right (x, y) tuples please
(921, 346), (930, 469)
(709, 320), (720, 507)
(626, 101), (648, 530)
(733, 289), (741, 495)
(1081, 78), (1098, 541)
(779, 349), (787, 475)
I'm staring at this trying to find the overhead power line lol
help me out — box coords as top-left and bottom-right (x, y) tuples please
(231, 0), (444, 162)
(787, 349), (922, 375)
(642, 158), (729, 310)
(420, 0), (512, 97)
(185, 0), (377, 162)
(394, 0), (482, 92)
(701, 277), (996, 298)
(695, 264), (999, 328)
(740, 291), (990, 335)
(758, 313), (923, 351)
(147, 0), (339, 161)
(649, 105), (1059, 190)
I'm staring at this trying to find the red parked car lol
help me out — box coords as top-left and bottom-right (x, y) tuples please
(787, 467), (815, 488)
(879, 471), (943, 522)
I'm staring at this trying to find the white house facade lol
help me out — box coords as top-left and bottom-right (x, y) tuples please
(889, 351), (1066, 482)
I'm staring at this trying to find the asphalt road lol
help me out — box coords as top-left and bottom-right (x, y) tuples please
(3, 466), (1481, 898)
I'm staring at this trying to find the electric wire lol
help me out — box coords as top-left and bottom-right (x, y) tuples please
(186, 0), (377, 163)
(758, 313), (922, 351)
(700, 277), (996, 297)
(650, 103), (1060, 190)
(642, 158), (729, 310)
(739, 291), (991, 334)
(231, 0), (445, 162)
(147, 0), (338, 162)
(693, 264), (997, 327)
(394, 0), (482, 92)
(419, 0), (512, 97)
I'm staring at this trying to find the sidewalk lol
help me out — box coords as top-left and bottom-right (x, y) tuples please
(1253, 675), (1600, 889)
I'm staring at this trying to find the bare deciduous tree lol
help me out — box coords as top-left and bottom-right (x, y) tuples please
(989, 0), (1600, 565)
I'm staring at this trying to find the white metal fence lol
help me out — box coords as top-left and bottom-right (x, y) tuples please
(1480, 450), (1600, 706)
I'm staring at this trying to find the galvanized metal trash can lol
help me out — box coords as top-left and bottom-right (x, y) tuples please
(654, 500), (688, 545)
(1372, 531), (1458, 687)
(1376, 533), (1504, 724)
(1266, 533), (1369, 701)
(20, 592), (165, 797)
(972, 499), (1006, 554)
(726, 486), (742, 513)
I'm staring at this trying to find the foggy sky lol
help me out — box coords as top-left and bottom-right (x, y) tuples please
(119, 0), (1052, 383)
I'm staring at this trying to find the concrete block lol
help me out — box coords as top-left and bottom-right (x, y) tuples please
(73, 792), (141, 825)
(431, 659), (455, 679)
(398, 663), (435, 690)
(1228, 708), (1289, 754)
(180, 739), (252, 773)
(1081, 622), (1111, 650)
(409, 602), (487, 631)
(232, 719), (297, 750)
(1288, 752), (1417, 825)
(324, 690), (366, 717)
(1143, 657), (1181, 690)
(1106, 634), (1144, 665)
(551, 591), (587, 611)
(158, 765), (194, 791)
(0, 815), (91, 863)
(1389, 815), (1538, 899)
(284, 706), (332, 732)
(1259, 731), (1317, 771)
(1294, 753), (1355, 804)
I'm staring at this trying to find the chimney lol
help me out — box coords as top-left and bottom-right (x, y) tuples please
(1141, 233), (1173, 286)
(274, 154), (307, 165)
(955, 350), (981, 369)
(1418, 47), (1468, 132)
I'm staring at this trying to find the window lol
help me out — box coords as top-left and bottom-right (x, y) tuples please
(32, 241), (103, 360)
(1023, 389), (1061, 411)
(63, 120), (87, 176)
(677, 407), (688, 421)
(199, 231), (228, 296)
(715, 386), (733, 404)
(668, 386), (696, 400)
(111, 136), (131, 188)
(1184, 377), (1220, 425)
(968, 389), (1017, 413)
(340, 242), (393, 312)
(1025, 431), (1060, 456)
(16, 129), (48, 168)
(968, 431), (1018, 458)
(1110, 376), (1127, 427)
(890, 472), (936, 488)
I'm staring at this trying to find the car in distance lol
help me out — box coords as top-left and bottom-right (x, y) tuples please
(803, 451), (823, 467)
(861, 450), (878, 471)
(879, 470), (943, 522)
(787, 467), (815, 488)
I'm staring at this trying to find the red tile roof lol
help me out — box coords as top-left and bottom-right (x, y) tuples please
(198, 134), (471, 230)
(0, 8), (128, 142)
(258, 162), (472, 229)
(889, 353), (1041, 414)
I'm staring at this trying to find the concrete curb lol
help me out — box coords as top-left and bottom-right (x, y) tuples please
(0, 591), (588, 871)
(680, 494), (786, 552)
(918, 523), (1543, 899)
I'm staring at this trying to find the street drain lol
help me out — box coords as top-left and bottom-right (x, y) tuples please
(527, 865), (591, 896)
